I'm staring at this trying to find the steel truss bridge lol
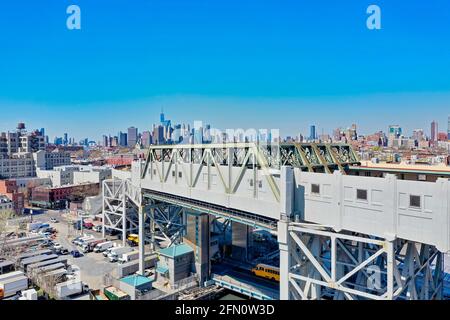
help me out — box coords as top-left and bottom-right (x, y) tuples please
(103, 142), (448, 300)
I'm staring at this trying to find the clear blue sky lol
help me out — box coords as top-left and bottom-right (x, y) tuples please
(0, 0), (449, 141)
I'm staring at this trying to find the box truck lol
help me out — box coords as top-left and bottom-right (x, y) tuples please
(55, 279), (83, 299)
(0, 275), (28, 299)
(80, 238), (106, 253)
(93, 241), (114, 253)
(118, 250), (139, 264)
(103, 245), (123, 257)
(108, 247), (133, 262)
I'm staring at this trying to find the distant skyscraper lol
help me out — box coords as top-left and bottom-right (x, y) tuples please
(160, 110), (171, 129)
(102, 135), (109, 147)
(388, 125), (402, 137)
(119, 132), (128, 147)
(309, 125), (316, 141)
(431, 120), (438, 143)
(127, 127), (138, 147)
(156, 125), (165, 144)
(141, 131), (151, 147)
(448, 116), (450, 140)
(63, 133), (68, 145)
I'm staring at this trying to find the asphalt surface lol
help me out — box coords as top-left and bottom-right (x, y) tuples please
(34, 210), (120, 290)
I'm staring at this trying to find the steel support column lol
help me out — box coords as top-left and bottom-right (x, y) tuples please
(283, 222), (444, 300)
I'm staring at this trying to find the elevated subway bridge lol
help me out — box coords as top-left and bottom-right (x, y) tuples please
(103, 142), (449, 300)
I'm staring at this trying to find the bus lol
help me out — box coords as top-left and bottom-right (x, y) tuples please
(127, 234), (139, 246)
(251, 263), (280, 282)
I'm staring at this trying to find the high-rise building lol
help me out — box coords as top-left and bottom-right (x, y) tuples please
(388, 125), (402, 138)
(102, 135), (109, 147)
(309, 125), (316, 141)
(431, 120), (438, 143)
(154, 125), (165, 145)
(447, 116), (450, 140)
(119, 132), (128, 147)
(127, 127), (138, 147)
(141, 131), (151, 147)
(0, 123), (46, 156)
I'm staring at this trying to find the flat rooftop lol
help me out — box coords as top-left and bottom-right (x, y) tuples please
(351, 161), (450, 176)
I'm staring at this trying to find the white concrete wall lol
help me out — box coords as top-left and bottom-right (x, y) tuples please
(294, 170), (450, 252)
(112, 169), (132, 181)
(139, 160), (281, 220)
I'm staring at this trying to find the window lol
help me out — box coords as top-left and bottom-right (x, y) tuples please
(311, 184), (320, 194)
(418, 174), (426, 181)
(178, 172), (182, 178)
(172, 171), (175, 177)
(409, 195), (421, 208)
(356, 189), (368, 201)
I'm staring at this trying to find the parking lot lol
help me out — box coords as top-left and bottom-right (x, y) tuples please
(33, 210), (121, 290)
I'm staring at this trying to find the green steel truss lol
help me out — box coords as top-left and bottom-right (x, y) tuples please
(142, 142), (360, 178)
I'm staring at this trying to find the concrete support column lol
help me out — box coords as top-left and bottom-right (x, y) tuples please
(386, 240), (394, 300)
(138, 205), (145, 275)
(278, 220), (290, 300)
(102, 182), (106, 239)
(231, 221), (250, 261)
(122, 188), (127, 247)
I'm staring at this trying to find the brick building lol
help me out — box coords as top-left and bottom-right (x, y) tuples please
(0, 179), (24, 214)
(31, 182), (100, 209)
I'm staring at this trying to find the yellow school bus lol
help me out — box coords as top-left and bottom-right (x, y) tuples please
(251, 263), (280, 282)
(127, 234), (139, 245)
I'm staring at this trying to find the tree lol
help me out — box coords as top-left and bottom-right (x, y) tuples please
(0, 209), (17, 259)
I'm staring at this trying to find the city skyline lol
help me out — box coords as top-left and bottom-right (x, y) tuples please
(0, 96), (450, 142)
(1, 1), (449, 140)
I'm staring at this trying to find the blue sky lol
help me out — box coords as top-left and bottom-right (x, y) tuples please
(0, 0), (449, 140)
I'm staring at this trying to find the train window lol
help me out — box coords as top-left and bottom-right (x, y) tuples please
(311, 184), (320, 194)
(356, 189), (368, 201)
(410, 195), (421, 209)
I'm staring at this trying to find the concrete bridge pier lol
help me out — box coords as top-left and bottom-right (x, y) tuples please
(183, 211), (211, 286)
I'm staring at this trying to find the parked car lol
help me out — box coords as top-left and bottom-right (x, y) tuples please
(71, 236), (82, 245)
(60, 248), (69, 255)
(71, 250), (82, 258)
(50, 218), (59, 223)
(83, 222), (94, 229)
(41, 239), (54, 247)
